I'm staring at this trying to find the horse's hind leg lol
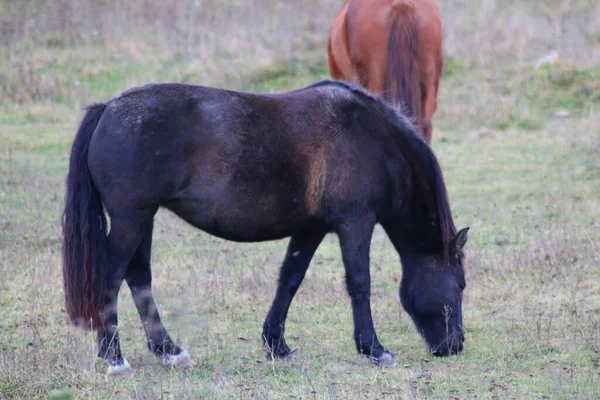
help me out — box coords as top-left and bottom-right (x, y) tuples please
(327, 37), (344, 81)
(420, 59), (441, 144)
(420, 81), (437, 144)
(337, 215), (397, 367)
(263, 230), (326, 359)
(125, 221), (191, 368)
(96, 213), (152, 375)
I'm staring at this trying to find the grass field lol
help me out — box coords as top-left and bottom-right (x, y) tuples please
(1, 0), (600, 398)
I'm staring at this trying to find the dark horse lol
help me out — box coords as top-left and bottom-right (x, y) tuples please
(62, 79), (469, 375)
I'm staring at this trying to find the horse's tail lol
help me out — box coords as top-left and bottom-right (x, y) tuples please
(387, 0), (422, 125)
(62, 103), (108, 330)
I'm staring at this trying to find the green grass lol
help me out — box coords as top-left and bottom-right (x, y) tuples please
(243, 59), (330, 92)
(1, 73), (599, 398)
(1, 0), (600, 399)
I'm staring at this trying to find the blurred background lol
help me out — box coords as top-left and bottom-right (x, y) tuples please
(1, 0), (598, 125)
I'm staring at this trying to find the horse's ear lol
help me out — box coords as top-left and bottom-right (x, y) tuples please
(452, 227), (469, 251)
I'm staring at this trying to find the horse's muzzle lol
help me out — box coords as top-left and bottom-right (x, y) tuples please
(431, 331), (465, 357)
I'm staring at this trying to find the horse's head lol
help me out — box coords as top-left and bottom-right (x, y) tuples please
(400, 227), (469, 357)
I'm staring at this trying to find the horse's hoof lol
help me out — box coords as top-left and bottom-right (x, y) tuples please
(163, 349), (194, 369)
(265, 348), (297, 361)
(372, 351), (398, 367)
(106, 357), (133, 376)
(277, 348), (297, 360)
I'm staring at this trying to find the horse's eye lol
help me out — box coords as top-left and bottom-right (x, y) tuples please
(458, 281), (466, 290)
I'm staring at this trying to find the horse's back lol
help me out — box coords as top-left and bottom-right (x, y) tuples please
(86, 81), (410, 241)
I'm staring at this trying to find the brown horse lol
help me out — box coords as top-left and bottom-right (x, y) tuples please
(328, 0), (443, 144)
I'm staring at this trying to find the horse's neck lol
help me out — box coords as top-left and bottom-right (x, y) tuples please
(404, 175), (443, 242)
(383, 224), (422, 279)
(387, 132), (449, 256)
(384, 197), (443, 262)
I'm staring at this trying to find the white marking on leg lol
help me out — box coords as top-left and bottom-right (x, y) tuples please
(163, 349), (194, 368)
(375, 351), (398, 367)
(292, 251), (300, 257)
(106, 357), (133, 376)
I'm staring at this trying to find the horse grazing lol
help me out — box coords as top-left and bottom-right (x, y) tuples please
(62, 79), (469, 375)
(327, 0), (443, 144)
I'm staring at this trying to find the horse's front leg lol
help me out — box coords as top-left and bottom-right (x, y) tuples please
(262, 230), (326, 359)
(337, 215), (397, 367)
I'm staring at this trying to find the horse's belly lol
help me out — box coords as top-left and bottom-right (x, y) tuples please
(164, 194), (311, 243)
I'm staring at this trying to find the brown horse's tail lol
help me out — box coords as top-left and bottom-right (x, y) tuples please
(387, 0), (422, 126)
(62, 103), (108, 330)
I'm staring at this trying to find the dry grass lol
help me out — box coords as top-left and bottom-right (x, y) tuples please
(1, 0), (600, 399)
(0, 0), (336, 105)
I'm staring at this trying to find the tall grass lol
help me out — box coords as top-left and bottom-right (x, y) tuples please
(1, 0), (598, 133)
(0, 0), (338, 104)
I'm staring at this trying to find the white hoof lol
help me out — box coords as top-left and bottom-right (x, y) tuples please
(372, 351), (398, 367)
(163, 349), (193, 369)
(106, 357), (133, 376)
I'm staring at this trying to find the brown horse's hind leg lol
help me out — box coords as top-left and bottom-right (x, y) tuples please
(364, 59), (387, 99)
(328, 37), (344, 81)
(125, 221), (192, 368)
(421, 80), (438, 144)
(263, 230), (326, 359)
(96, 213), (153, 375)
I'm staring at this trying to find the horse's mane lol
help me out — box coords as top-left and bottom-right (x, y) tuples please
(308, 79), (383, 102)
(308, 79), (456, 261)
